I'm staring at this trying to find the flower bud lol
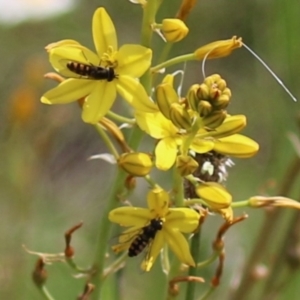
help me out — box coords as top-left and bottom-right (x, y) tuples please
(186, 84), (201, 111)
(118, 152), (153, 176)
(161, 19), (189, 42)
(156, 83), (179, 119)
(176, 155), (199, 176)
(198, 100), (213, 117)
(196, 83), (210, 100)
(213, 94), (230, 110)
(194, 36), (242, 60)
(195, 182), (232, 209)
(202, 110), (227, 129)
(249, 196), (300, 210)
(169, 103), (192, 130)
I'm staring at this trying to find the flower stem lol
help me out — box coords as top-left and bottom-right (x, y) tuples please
(185, 227), (201, 300)
(151, 53), (195, 73)
(39, 286), (55, 300)
(90, 169), (127, 300)
(107, 111), (135, 125)
(94, 124), (119, 160)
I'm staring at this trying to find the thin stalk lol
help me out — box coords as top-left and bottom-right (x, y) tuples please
(106, 111), (135, 125)
(151, 53), (195, 73)
(140, 0), (160, 93)
(185, 228), (201, 300)
(39, 286), (55, 300)
(90, 168), (127, 300)
(94, 124), (119, 160)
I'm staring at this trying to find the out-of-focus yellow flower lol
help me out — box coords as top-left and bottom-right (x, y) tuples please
(109, 187), (200, 271)
(161, 19), (189, 42)
(41, 7), (157, 124)
(194, 36), (242, 60)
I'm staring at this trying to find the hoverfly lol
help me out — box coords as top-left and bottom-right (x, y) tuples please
(66, 61), (117, 81)
(128, 218), (163, 257)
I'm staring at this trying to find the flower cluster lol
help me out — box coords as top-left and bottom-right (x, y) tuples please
(41, 6), (258, 271)
(38, 3), (299, 298)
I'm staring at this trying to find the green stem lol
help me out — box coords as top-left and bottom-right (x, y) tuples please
(94, 124), (119, 160)
(197, 251), (220, 268)
(185, 228), (201, 300)
(151, 53), (195, 73)
(65, 258), (92, 274)
(106, 111), (135, 125)
(230, 200), (250, 208)
(90, 169), (127, 300)
(198, 286), (215, 300)
(173, 167), (184, 206)
(140, 0), (159, 93)
(39, 286), (55, 300)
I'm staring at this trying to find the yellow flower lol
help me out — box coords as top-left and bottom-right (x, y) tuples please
(41, 7), (157, 124)
(135, 110), (258, 170)
(109, 187), (200, 271)
(194, 36), (242, 60)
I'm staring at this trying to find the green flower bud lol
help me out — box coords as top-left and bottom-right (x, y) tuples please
(176, 155), (199, 177)
(161, 18), (189, 42)
(186, 84), (201, 111)
(118, 152), (153, 176)
(213, 94), (230, 110)
(169, 103), (192, 130)
(197, 83), (210, 100)
(156, 83), (179, 119)
(202, 110), (227, 129)
(198, 100), (213, 117)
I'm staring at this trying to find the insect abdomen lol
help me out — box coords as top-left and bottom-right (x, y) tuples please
(66, 62), (116, 81)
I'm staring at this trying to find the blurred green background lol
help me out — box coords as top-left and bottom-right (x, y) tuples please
(1, 0), (300, 299)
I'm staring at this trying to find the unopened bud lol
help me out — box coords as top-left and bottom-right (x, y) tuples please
(118, 152), (153, 176)
(169, 103), (192, 130)
(186, 84), (201, 111)
(194, 36), (242, 60)
(198, 100), (213, 117)
(197, 83), (210, 100)
(176, 155), (199, 176)
(211, 94), (230, 110)
(161, 19), (189, 42)
(156, 83), (179, 119)
(196, 182), (232, 209)
(202, 110), (227, 129)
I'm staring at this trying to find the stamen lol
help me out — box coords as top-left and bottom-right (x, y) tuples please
(242, 43), (297, 102)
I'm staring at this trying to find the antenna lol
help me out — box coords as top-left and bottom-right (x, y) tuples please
(242, 42), (297, 102)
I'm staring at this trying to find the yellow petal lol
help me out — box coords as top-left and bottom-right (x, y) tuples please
(214, 134), (259, 158)
(45, 39), (81, 51)
(196, 182), (232, 209)
(141, 231), (164, 271)
(155, 138), (178, 170)
(135, 111), (178, 139)
(93, 7), (117, 57)
(82, 81), (116, 123)
(117, 45), (152, 77)
(166, 208), (199, 233)
(49, 46), (99, 77)
(109, 207), (152, 227)
(194, 36), (242, 60)
(116, 75), (158, 113)
(147, 188), (169, 216)
(163, 227), (195, 266)
(199, 115), (246, 139)
(41, 79), (94, 104)
(190, 138), (215, 153)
